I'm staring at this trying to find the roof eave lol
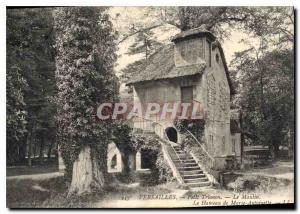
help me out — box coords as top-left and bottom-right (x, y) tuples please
(126, 72), (203, 86)
(171, 31), (215, 43)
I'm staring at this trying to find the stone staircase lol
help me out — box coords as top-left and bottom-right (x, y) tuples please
(167, 144), (210, 188)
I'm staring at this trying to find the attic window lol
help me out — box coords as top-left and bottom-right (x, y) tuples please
(216, 53), (220, 64)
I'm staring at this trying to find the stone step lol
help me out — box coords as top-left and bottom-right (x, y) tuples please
(172, 155), (193, 159)
(174, 162), (196, 166)
(178, 155), (193, 159)
(176, 152), (187, 155)
(183, 174), (206, 179)
(184, 177), (209, 183)
(179, 169), (203, 175)
(171, 155), (194, 161)
(177, 163), (199, 168)
(177, 153), (192, 157)
(174, 150), (185, 153)
(187, 181), (211, 188)
(173, 159), (195, 163)
(178, 166), (201, 171)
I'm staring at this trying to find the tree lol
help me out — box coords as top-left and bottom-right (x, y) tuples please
(127, 26), (162, 60)
(53, 7), (119, 196)
(6, 66), (28, 164)
(229, 7), (294, 158)
(231, 46), (294, 158)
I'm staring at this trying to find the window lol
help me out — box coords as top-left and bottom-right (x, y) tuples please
(181, 86), (193, 103)
(180, 86), (193, 117)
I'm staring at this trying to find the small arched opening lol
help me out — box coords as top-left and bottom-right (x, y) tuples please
(165, 127), (178, 143)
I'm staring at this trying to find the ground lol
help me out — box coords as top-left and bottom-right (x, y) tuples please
(6, 161), (294, 208)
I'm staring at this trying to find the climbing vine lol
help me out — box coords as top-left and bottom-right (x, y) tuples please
(156, 151), (175, 183)
(129, 129), (161, 151)
(174, 119), (205, 142)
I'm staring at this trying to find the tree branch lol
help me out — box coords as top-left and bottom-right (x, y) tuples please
(118, 24), (163, 44)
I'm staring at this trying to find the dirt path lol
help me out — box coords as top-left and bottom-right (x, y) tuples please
(7, 171), (64, 181)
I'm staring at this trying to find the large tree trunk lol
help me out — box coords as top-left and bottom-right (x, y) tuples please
(68, 146), (105, 197)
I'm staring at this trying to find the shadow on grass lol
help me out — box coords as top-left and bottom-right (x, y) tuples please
(7, 171), (183, 208)
(7, 176), (67, 208)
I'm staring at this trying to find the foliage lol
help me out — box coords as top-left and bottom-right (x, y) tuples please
(53, 7), (119, 178)
(170, 7), (294, 43)
(175, 7), (248, 39)
(129, 129), (161, 151)
(6, 8), (57, 164)
(174, 119), (205, 143)
(156, 151), (175, 183)
(239, 7), (294, 46)
(227, 175), (291, 193)
(231, 47), (294, 156)
(127, 27), (163, 59)
(227, 7), (294, 157)
(127, 129), (174, 185)
(120, 26), (163, 88)
(112, 123), (133, 152)
(6, 66), (28, 163)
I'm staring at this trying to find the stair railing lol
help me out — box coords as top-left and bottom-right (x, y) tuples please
(180, 126), (215, 169)
(167, 143), (183, 164)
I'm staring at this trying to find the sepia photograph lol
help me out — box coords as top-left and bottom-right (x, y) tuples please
(6, 6), (295, 208)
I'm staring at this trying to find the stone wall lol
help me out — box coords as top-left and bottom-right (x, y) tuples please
(198, 44), (232, 170)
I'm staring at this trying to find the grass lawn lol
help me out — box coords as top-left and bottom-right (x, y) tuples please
(6, 161), (295, 208)
(7, 176), (68, 208)
(7, 175), (294, 208)
(7, 175), (181, 208)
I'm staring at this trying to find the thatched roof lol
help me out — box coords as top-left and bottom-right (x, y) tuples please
(126, 44), (206, 85)
(126, 27), (235, 96)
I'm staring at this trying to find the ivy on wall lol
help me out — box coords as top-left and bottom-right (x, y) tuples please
(174, 119), (205, 143)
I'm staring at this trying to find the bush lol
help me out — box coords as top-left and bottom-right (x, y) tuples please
(156, 151), (175, 183)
